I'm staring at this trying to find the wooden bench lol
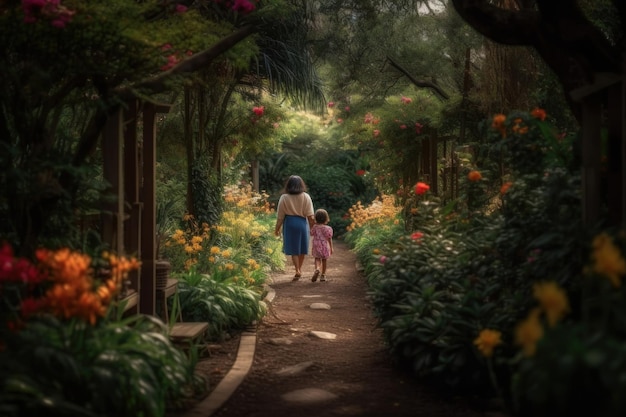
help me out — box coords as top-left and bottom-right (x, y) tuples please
(158, 279), (209, 349)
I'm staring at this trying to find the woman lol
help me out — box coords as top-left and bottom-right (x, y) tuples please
(274, 175), (315, 281)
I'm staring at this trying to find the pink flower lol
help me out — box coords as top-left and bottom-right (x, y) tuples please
(328, 101), (335, 108)
(364, 113), (374, 124)
(272, 122), (280, 129)
(414, 182), (430, 195)
(400, 124), (407, 130)
(345, 106), (350, 112)
(175, 4), (188, 13)
(379, 255), (387, 264)
(253, 106), (264, 117)
(336, 118), (343, 124)
(415, 122), (423, 134)
(401, 96), (412, 104)
(232, 0), (256, 14)
(161, 54), (180, 71)
(373, 129), (380, 137)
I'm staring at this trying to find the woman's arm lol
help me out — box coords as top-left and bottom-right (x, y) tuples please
(274, 218), (283, 236)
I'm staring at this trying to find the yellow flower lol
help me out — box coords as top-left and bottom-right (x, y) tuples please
(209, 256), (216, 263)
(591, 232), (626, 287)
(225, 263), (235, 270)
(210, 246), (221, 255)
(515, 308), (543, 356)
(265, 248), (273, 254)
(184, 245), (194, 254)
(191, 236), (203, 244)
(372, 248), (380, 255)
(221, 249), (231, 258)
(473, 329), (502, 358)
(533, 281), (569, 326)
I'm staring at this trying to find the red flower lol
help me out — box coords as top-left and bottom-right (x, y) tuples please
(415, 122), (423, 134)
(356, 169), (366, 176)
(253, 106), (264, 117)
(411, 232), (424, 240)
(500, 182), (512, 195)
(345, 106), (350, 112)
(399, 124), (407, 130)
(414, 182), (430, 195)
(531, 107), (547, 121)
(328, 101), (335, 108)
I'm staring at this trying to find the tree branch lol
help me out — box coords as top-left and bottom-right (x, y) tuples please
(384, 56), (450, 100)
(115, 24), (258, 102)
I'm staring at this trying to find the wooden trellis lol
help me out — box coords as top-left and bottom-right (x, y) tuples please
(101, 99), (171, 316)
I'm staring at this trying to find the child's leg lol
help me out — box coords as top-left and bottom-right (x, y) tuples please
(320, 259), (327, 281)
(311, 259), (321, 281)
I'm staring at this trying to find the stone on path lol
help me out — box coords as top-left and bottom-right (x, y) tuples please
(266, 337), (293, 346)
(309, 330), (336, 340)
(281, 388), (338, 403)
(275, 361), (314, 376)
(309, 303), (331, 310)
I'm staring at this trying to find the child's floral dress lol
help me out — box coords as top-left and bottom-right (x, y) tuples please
(311, 224), (333, 259)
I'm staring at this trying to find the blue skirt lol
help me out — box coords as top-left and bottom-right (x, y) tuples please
(282, 215), (309, 255)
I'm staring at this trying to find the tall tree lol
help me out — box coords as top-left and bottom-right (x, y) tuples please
(450, 0), (624, 122)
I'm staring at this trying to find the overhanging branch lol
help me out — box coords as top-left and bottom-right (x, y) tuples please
(384, 56), (450, 100)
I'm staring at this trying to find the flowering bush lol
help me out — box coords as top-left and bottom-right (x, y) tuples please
(0, 243), (198, 416)
(345, 109), (626, 416)
(162, 183), (283, 339)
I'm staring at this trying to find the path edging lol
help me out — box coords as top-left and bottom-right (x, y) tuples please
(181, 284), (276, 417)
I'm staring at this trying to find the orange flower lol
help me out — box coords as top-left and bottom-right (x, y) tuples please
(500, 182), (512, 195)
(531, 107), (547, 121)
(467, 170), (482, 182)
(474, 329), (502, 358)
(491, 114), (507, 138)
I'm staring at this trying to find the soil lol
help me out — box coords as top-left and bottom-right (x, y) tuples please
(178, 240), (503, 417)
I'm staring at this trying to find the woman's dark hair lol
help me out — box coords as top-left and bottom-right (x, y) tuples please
(284, 175), (307, 194)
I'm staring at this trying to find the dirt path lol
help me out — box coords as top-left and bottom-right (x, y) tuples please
(188, 240), (496, 417)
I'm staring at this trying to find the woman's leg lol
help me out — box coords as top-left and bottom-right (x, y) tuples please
(291, 254), (302, 276)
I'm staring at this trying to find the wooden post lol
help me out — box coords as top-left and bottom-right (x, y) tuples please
(581, 94), (603, 226)
(139, 102), (171, 316)
(124, 100), (141, 296)
(607, 85), (623, 226)
(102, 108), (124, 253)
(140, 102), (158, 316)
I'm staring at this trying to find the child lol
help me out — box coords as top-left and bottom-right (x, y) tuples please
(310, 208), (333, 282)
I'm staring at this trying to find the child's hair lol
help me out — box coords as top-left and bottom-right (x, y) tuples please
(315, 208), (329, 224)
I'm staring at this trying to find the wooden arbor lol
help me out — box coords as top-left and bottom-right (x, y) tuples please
(101, 99), (171, 316)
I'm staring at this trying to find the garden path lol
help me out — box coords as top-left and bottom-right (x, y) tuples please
(176, 240), (506, 417)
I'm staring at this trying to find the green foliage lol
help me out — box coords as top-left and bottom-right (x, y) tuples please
(175, 268), (267, 340)
(191, 159), (223, 227)
(0, 314), (199, 417)
(345, 109), (620, 415)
